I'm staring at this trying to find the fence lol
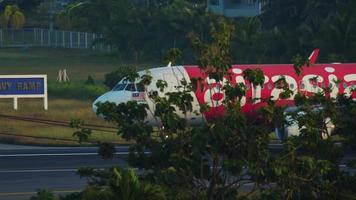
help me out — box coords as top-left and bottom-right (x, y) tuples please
(0, 28), (113, 52)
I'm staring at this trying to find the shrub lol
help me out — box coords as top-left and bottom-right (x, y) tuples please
(85, 75), (95, 85)
(59, 192), (82, 200)
(48, 83), (107, 100)
(30, 190), (56, 200)
(103, 67), (136, 89)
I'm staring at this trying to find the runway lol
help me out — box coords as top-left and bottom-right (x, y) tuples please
(0, 144), (129, 200)
(0, 143), (355, 200)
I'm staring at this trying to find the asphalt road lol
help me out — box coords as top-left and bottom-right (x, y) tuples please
(0, 143), (355, 200)
(0, 144), (129, 200)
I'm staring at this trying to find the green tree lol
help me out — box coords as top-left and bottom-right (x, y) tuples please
(30, 190), (56, 200)
(0, 0), (41, 12)
(85, 12), (356, 200)
(79, 167), (166, 200)
(97, 142), (116, 160)
(103, 67), (138, 89)
(259, 0), (356, 62)
(97, 18), (272, 200)
(65, 0), (210, 61)
(85, 75), (95, 85)
(70, 119), (91, 144)
(0, 4), (25, 29)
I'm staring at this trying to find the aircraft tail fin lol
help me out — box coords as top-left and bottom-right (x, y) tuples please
(308, 48), (319, 64)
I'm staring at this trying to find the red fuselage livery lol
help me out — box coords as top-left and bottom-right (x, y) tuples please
(184, 63), (356, 119)
(93, 50), (356, 125)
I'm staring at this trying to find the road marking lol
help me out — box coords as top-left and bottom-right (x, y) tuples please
(0, 152), (128, 157)
(0, 144), (130, 150)
(0, 169), (79, 173)
(0, 151), (150, 157)
(0, 190), (81, 196)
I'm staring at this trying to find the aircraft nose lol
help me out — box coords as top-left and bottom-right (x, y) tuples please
(92, 93), (108, 113)
(93, 91), (133, 114)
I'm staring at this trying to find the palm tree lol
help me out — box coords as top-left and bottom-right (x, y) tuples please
(81, 167), (167, 200)
(111, 168), (166, 200)
(1, 4), (25, 29)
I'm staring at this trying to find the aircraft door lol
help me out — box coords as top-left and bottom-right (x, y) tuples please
(163, 73), (202, 124)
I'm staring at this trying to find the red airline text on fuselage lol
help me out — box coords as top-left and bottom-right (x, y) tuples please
(184, 64), (356, 118)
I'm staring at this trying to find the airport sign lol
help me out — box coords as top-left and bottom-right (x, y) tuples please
(0, 75), (48, 110)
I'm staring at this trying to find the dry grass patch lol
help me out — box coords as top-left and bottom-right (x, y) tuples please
(0, 98), (128, 146)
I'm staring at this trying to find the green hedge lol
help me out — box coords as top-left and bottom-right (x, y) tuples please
(48, 82), (108, 100)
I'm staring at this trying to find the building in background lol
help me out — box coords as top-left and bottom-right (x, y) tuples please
(207, 0), (264, 17)
(39, 0), (73, 30)
(41, 0), (72, 14)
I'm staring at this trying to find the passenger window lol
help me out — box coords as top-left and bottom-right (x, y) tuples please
(343, 83), (348, 89)
(290, 83), (295, 89)
(268, 83), (272, 90)
(301, 82), (305, 89)
(125, 83), (136, 91)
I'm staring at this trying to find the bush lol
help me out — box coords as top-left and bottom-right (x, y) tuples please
(103, 67), (136, 89)
(59, 192), (82, 200)
(30, 190), (56, 200)
(85, 76), (95, 85)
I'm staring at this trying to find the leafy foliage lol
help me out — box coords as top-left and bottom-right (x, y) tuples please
(103, 67), (137, 89)
(72, 128), (91, 144)
(190, 18), (234, 82)
(58, 192), (82, 200)
(273, 76), (294, 99)
(81, 11), (356, 200)
(62, 0), (356, 63)
(291, 54), (311, 76)
(79, 167), (167, 200)
(164, 48), (182, 65)
(95, 19), (273, 200)
(48, 82), (107, 100)
(30, 190), (56, 200)
(97, 142), (116, 160)
(0, 4), (25, 29)
(70, 119), (92, 144)
(85, 75), (95, 85)
(63, 0), (209, 61)
(243, 68), (265, 86)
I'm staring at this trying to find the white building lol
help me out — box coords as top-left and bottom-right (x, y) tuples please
(41, 0), (72, 13)
(207, 0), (264, 17)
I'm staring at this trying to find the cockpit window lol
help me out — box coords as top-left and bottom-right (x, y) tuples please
(112, 79), (145, 92)
(112, 79), (128, 91)
(125, 83), (136, 91)
(112, 83), (126, 91)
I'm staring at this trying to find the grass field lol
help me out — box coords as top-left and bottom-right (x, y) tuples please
(0, 48), (344, 145)
(0, 47), (131, 83)
(0, 47), (154, 146)
(0, 98), (131, 146)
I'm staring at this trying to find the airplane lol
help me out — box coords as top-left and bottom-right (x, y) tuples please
(93, 49), (356, 139)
